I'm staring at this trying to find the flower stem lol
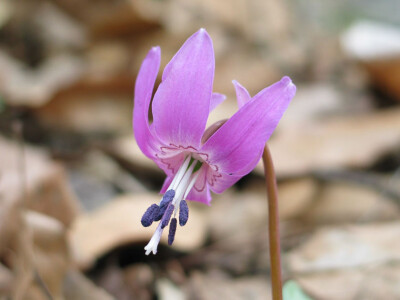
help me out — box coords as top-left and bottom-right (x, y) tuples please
(262, 144), (282, 300)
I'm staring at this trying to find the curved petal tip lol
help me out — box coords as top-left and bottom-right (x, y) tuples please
(150, 46), (161, 54)
(144, 46), (161, 62)
(195, 28), (211, 40)
(232, 79), (251, 108)
(281, 76), (296, 90)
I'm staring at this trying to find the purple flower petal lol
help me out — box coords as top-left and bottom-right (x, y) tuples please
(185, 165), (212, 205)
(232, 80), (251, 108)
(151, 29), (215, 149)
(160, 175), (173, 194)
(201, 77), (296, 176)
(133, 47), (163, 159)
(156, 152), (186, 180)
(186, 185), (212, 205)
(208, 172), (243, 194)
(209, 93), (226, 112)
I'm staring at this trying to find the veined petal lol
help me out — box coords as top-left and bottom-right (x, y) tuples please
(185, 165), (211, 205)
(209, 93), (226, 112)
(152, 29), (215, 148)
(186, 185), (212, 205)
(133, 47), (163, 159)
(201, 77), (296, 176)
(232, 80), (251, 109)
(156, 152), (186, 179)
(160, 175), (174, 193)
(192, 164), (208, 194)
(208, 172), (242, 194)
(230, 147), (263, 176)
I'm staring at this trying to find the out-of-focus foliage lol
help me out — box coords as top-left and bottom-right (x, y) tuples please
(1, 0), (400, 299)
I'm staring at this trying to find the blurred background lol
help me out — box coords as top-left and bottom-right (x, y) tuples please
(1, 0), (400, 299)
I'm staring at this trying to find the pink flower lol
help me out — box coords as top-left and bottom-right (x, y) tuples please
(134, 29), (296, 255)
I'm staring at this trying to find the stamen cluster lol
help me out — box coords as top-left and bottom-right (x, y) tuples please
(141, 156), (198, 255)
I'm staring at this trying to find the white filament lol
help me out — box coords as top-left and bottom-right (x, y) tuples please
(184, 171), (200, 199)
(169, 156), (191, 190)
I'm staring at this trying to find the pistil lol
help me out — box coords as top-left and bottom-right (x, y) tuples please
(144, 223), (163, 255)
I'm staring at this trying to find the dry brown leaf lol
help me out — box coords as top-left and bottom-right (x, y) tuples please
(359, 264), (400, 299)
(341, 20), (400, 101)
(0, 51), (85, 106)
(1, 205), (109, 300)
(295, 269), (365, 300)
(286, 222), (400, 273)
(123, 264), (153, 299)
(133, 0), (290, 44)
(208, 190), (268, 240)
(0, 0), (12, 28)
(24, 211), (70, 299)
(1, 209), (70, 299)
(237, 177), (319, 222)
(0, 180), (32, 299)
(70, 193), (207, 269)
(62, 269), (114, 300)
(363, 59), (400, 101)
(256, 108), (400, 177)
(52, 0), (158, 38)
(34, 2), (87, 50)
(199, 190), (271, 274)
(156, 278), (185, 300)
(278, 178), (318, 220)
(185, 271), (271, 300)
(80, 151), (147, 194)
(0, 136), (80, 227)
(279, 83), (372, 130)
(108, 136), (162, 174)
(86, 41), (131, 77)
(305, 181), (400, 223)
(88, 4), (158, 38)
(130, 29), (187, 74)
(0, 264), (12, 296)
(94, 263), (133, 299)
(34, 83), (133, 134)
(213, 49), (280, 97)
(296, 264), (400, 300)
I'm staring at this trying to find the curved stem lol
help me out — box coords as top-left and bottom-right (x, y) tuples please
(262, 144), (282, 300)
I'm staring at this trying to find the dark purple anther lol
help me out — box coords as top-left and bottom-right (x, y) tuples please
(141, 204), (160, 227)
(161, 204), (175, 229)
(179, 200), (189, 226)
(168, 218), (177, 245)
(155, 190), (175, 221)
(160, 190), (175, 207)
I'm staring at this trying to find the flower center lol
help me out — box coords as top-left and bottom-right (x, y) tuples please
(141, 155), (201, 255)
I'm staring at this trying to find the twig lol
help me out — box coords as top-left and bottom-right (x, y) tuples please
(262, 144), (282, 300)
(13, 121), (53, 300)
(13, 121), (27, 207)
(34, 270), (53, 300)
